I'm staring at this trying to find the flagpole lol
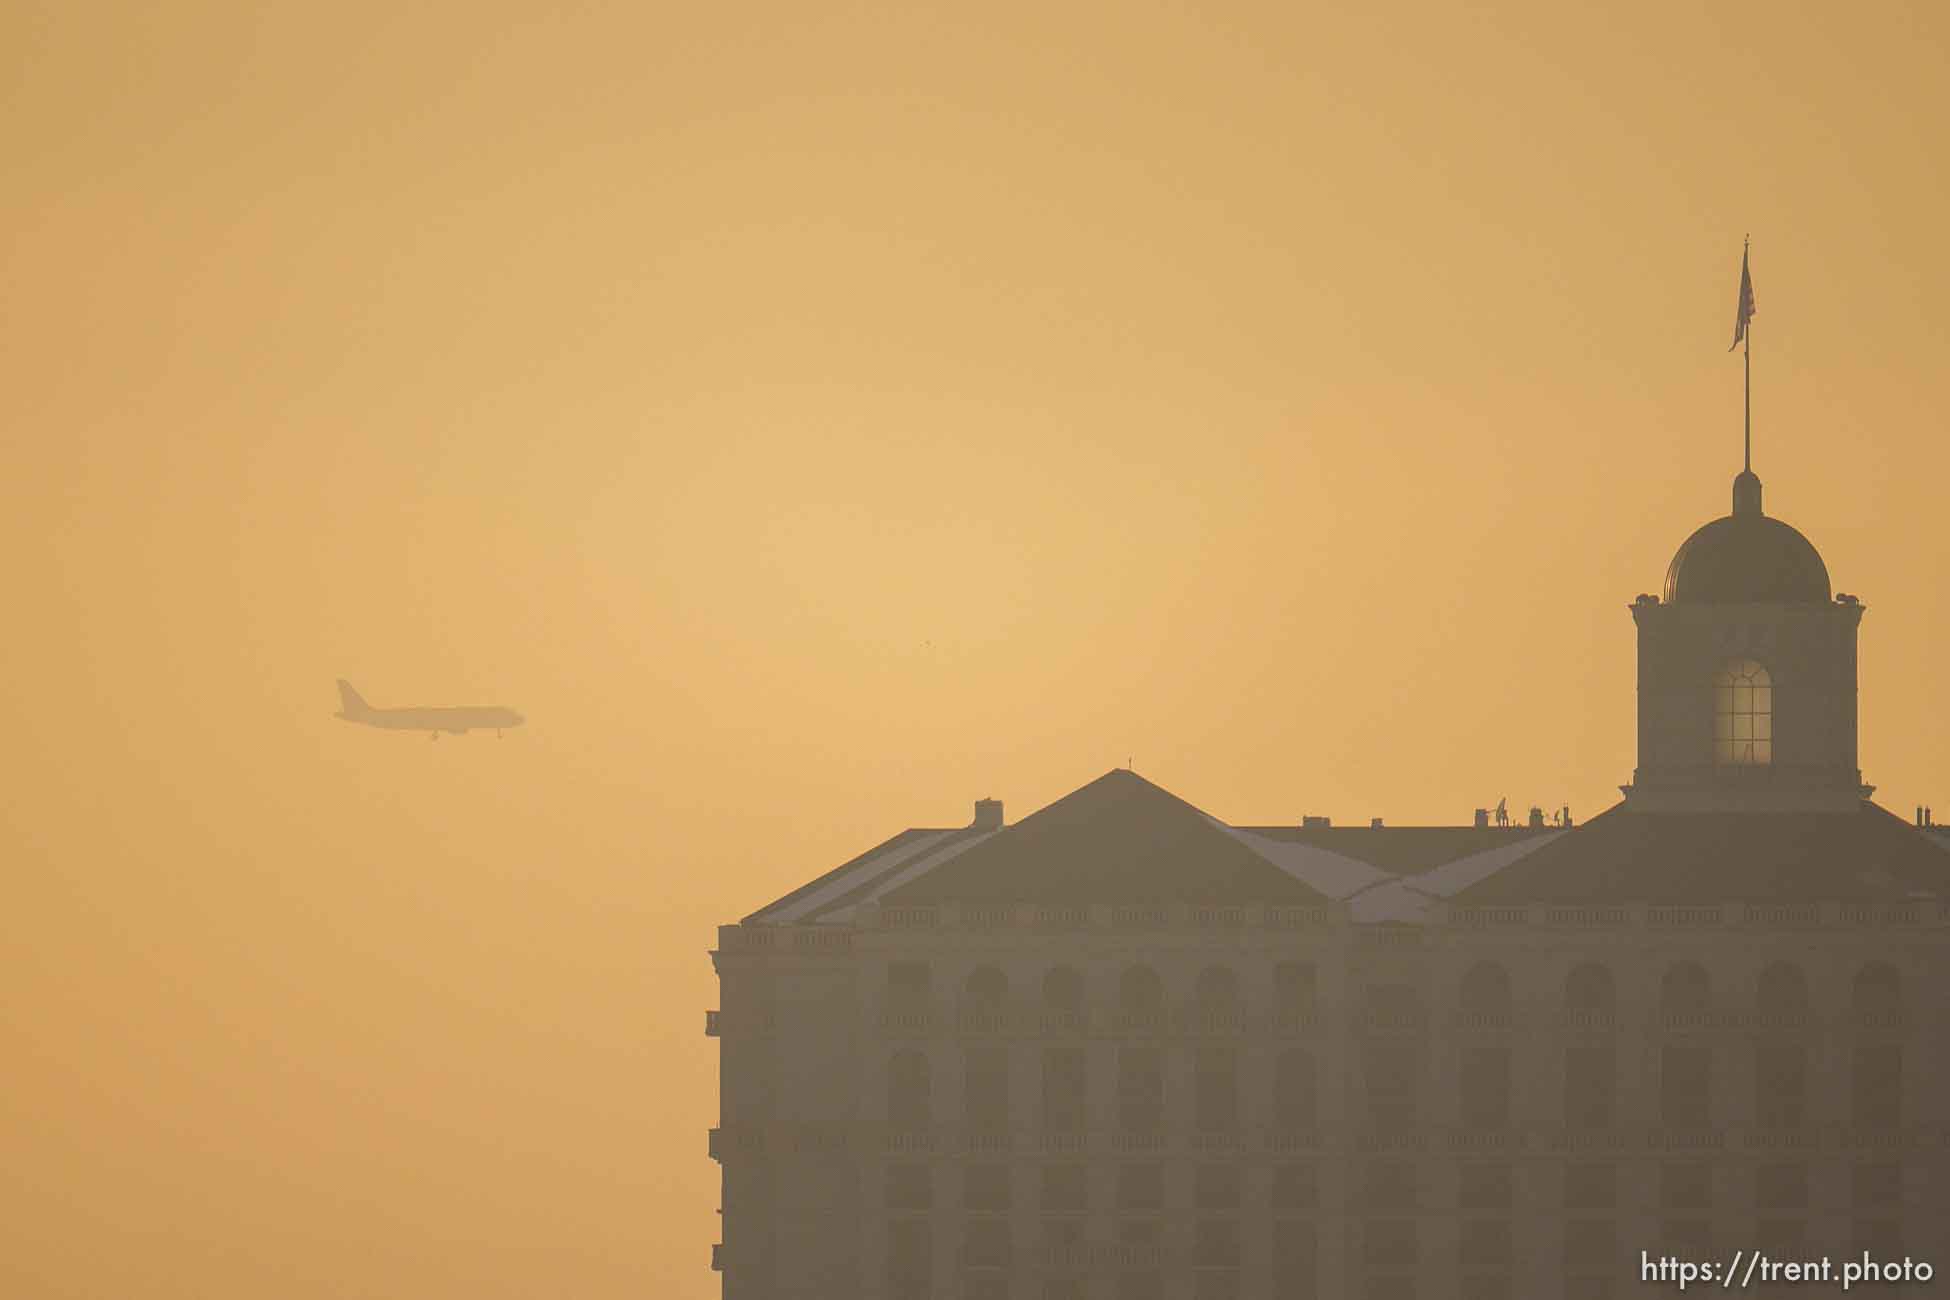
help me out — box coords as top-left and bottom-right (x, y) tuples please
(1744, 317), (1751, 473)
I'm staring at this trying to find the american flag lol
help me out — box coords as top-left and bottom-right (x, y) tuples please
(1728, 243), (1755, 351)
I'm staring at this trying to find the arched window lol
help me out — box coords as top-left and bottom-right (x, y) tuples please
(964, 1046), (1008, 1131)
(1713, 658), (1772, 766)
(1194, 965), (1241, 1022)
(1565, 1044), (1616, 1129)
(1460, 961), (1512, 1023)
(1852, 1044), (1902, 1129)
(1194, 1046), (1238, 1132)
(1661, 963), (1711, 1020)
(1459, 1045), (1511, 1128)
(1042, 965), (1083, 1026)
(962, 966), (1007, 1021)
(1757, 963), (1809, 1025)
(1273, 1048), (1317, 1130)
(1041, 1046), (1084, 1134)
(1274, 960), (1317, 1016)
(1566, 964), (1616, 1022)
(1852, 963), (1903, 1023)
(1118, 1046), (1164, 1133)
(888, 1050), (931, 1129)
(1756, 1042), (1807, 1129)
(1120, 965), (1164, 1024)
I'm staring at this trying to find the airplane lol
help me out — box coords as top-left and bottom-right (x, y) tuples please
(334, 679), (524, 739)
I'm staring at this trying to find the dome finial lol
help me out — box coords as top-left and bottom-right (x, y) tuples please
(1733, 469), (1763, 516)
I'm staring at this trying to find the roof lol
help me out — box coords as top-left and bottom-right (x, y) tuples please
(1664, 510), (1830, 604)
(1454, 801), (1950, 904)
(884, 769), (1337, 905)
(738, 776), (1950, 927)
(1241, 824), (1555, 875)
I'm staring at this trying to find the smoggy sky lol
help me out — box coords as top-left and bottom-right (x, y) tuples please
(5, 3), (1947, 1296)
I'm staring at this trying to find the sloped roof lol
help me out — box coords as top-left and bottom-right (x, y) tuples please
(743, 825), (991, 924)
(882, 769), (1335, 905)
(1243, 824), (1556, 875)
(1455, 801), (1950, 904)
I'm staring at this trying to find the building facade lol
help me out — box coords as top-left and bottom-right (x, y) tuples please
(707, 465), (1948, 1299)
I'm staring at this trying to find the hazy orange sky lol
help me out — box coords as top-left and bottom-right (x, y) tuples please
(5, 3), (1948, 1296)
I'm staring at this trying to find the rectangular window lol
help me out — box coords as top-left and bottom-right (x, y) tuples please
(1362, 1161), (1417, 1209)
(1118, 1163), (1164, 1212)
(1273, 1221), (1317, 1292)
(1852, 1164), (1901, 1209)
(1042, 1164), (1086, 1213)
(1459, 1163), (1512, 1210)
(1565, 1164), (1615, 1210)
(1461, 1220), (1512, 1271)
(962, 1219), (1012, 1269)
(1272, 1162), (1320, 1210)
(885, 1164), (932, 1210)
(1660, 1164), (1711, 1210)
(1194, 1219), (1240, 1268)
(1564, 1220), (1617, 1278)
(1195, 1164), (1241, 1211)
(887, 1218), (932, 1291)
(1756, 1163), (1807, 1210)
(964, 1164), (1011, 1213)
(1364, 1218), (1417, 1268)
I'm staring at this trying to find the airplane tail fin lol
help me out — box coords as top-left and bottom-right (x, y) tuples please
(336, 679), (371, 717)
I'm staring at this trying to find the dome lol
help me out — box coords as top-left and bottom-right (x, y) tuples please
(1663, 473), (1831, 604)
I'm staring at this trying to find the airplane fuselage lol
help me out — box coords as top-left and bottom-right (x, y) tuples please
(334, 679), (522, 737)
(338, 705), (523, 735)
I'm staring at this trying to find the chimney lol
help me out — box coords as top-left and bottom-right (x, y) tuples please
(1370, 817), (1384, 829)
(1528, 806), (1546, 829)
(1301, 815), (1331, 829)
(1473, 808), (1490, 828)
(972, 798), (1003, 831)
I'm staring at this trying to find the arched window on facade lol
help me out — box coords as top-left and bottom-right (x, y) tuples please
(1852, 963), (1903, 1024)
(1460, 961), (1512, 1025)
(1041, 1046), (1085, 1134)
(1042, 965), (1084, 1030)
(1194, 1046), (1239, 1132)
(1565, 1044), (1616, 1129)
(1661, 962), (1711, 1022)
(1853, 1044), (1903, 1129)
(1118, 1046), (1164, 1133)
(1756, 1041), (1807, 1129)
(1565, 963), (1616, 1023)
(888, 1049), (931, 1130)
(1273, 960), (1317, 1021)
(1713, 658), (1772, 766)
(964, 1045), (1008, 1132)
(887, 961), (931, 1019)
(1459, 1044), (1512, 1129)
(962, 966), (1007, 1027)
(1757, 962), (1809, 1025)
(1272, 1048), (1317, 1131)
(1194, 964), (1241, 1026)
(1120, 964), (1164, 1027)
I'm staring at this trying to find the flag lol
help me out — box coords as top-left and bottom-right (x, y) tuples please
(1728, 243), (1755, 351)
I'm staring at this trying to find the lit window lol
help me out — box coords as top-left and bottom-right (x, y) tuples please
(1713, 658), (1772, 765)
